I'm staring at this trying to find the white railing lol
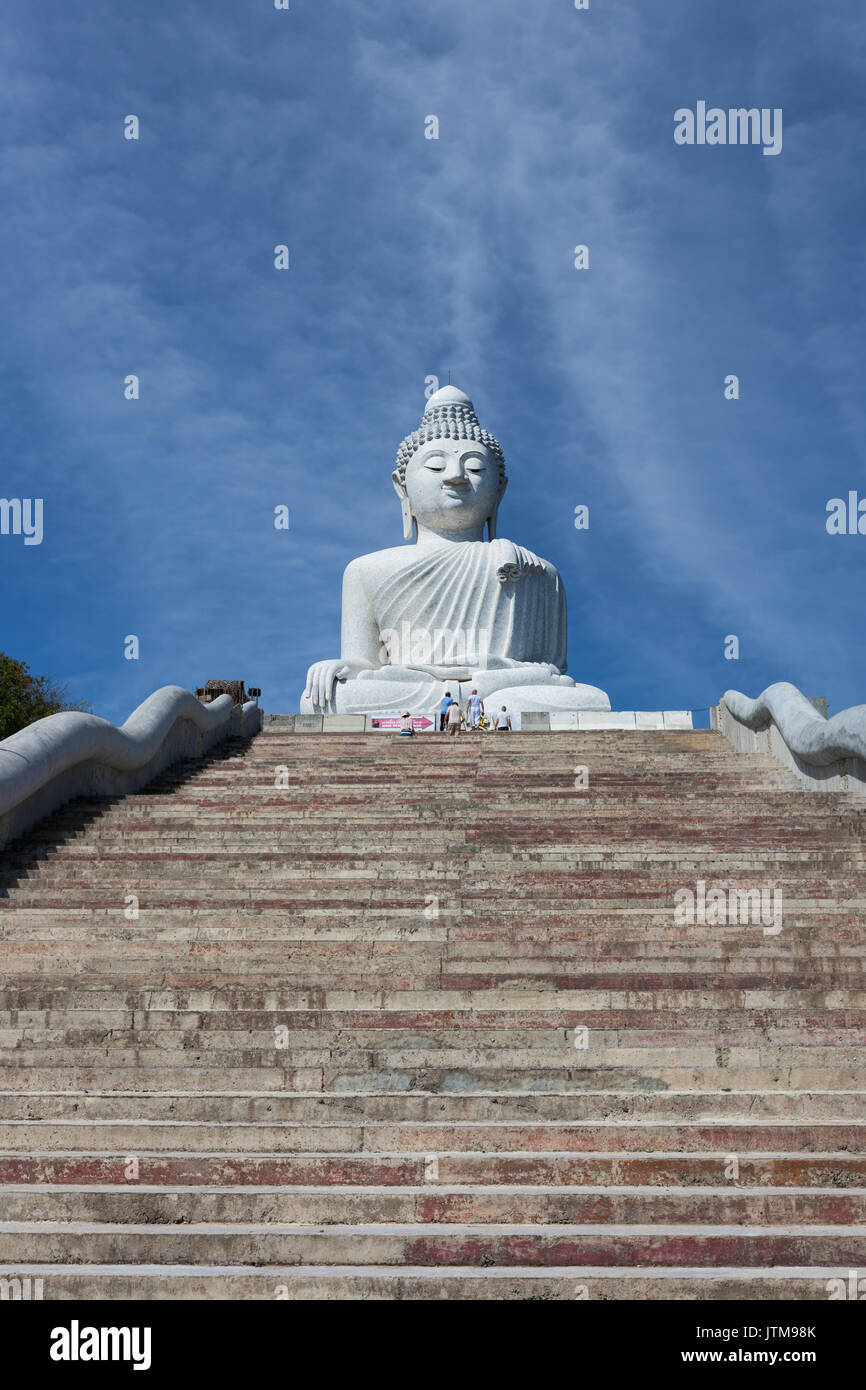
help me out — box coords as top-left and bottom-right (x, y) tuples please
(715, 681), (866, 795)
(0, 685), (262, 848)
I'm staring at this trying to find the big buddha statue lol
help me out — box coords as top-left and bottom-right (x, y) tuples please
(301, 385), (610, 715)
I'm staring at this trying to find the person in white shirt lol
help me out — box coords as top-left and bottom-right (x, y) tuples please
(495, 706), (512, 732)
(465, 688), (484, 731)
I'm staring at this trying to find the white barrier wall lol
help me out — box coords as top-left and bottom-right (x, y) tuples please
(0, 686), (262, 849)
(261, 710), (694, 733)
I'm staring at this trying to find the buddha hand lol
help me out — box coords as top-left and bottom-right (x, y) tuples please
(304, 659), (371, 710)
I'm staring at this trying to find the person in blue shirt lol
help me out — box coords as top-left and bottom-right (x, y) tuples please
(439, 692), (454, 732)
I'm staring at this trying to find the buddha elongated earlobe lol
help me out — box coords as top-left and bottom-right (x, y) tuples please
(392, 469), (416, 542)
(488, 479), (507, 540)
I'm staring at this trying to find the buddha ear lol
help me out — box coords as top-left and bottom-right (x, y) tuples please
(487, 477), (508, 541)
(392, 469), (416, 542)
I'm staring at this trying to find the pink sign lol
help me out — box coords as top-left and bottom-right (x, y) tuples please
(371, 716), (434, 731)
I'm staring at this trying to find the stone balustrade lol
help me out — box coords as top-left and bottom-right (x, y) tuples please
(0, 685), (262, 849)
(713, 681), (866, 795)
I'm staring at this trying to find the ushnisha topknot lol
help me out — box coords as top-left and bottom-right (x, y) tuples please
(394, 385), (506, 489)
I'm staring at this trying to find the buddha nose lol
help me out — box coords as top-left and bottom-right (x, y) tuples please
(442, 457), (468, 484)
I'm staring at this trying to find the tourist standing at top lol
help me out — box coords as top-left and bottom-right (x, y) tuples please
(465, 688), (484, 731)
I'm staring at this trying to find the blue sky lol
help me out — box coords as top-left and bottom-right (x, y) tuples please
(1, 0), (864, 725)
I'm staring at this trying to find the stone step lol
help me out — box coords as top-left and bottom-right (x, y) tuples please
(4, 918), (862, 940)
(5, 1152), (865, 1187)
(6, 979), (866, 1006)
(10, 856), (862, 880)
(5, 1184), (866, 1226)
(5, 877), (859, 901)
(2, 948), (860, 975)
(2, 1119), (864, 1153)
(16, 944), (857, 963)
(9, 968), (866, 994)
(10, 811), (860, 831)
(38, 805), (825, 826)
(3, 1088), (864, 1121)
(0, 1263), (848, 1300)
(2, 1220), (866, 1267)
(16, 806), (852, 822)
(4, 1028), (866, 1058)
(6, 939), (865, 969)
(4, 986), (859, 1009)
(34, 819), (855, 844)
(5, 1049), (866, 1078)
(7, 1065), (866, 1092)
(6, 1008), (866, 1034)
(6, 871), (854, 892)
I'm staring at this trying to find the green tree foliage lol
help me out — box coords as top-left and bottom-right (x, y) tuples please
(0, 653), (91, 742)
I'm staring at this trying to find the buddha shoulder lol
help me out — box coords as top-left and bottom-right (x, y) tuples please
(341, 547), (412, 593)
(489, 538), (563, 585)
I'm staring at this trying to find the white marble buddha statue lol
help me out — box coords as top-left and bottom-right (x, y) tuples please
(301, 385), (610, 715)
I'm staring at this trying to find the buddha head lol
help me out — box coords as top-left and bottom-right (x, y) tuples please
(392, 385), (508, 542)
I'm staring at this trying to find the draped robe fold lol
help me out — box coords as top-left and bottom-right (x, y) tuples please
(299, 537), (612, 715)
(372, 539), (567, 676)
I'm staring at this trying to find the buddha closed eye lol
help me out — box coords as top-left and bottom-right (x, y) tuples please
(422, 454), (486, 474)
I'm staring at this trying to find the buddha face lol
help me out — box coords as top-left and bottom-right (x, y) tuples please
(396, 438), (505, 536)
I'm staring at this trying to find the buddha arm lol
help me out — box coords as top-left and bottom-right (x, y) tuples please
(303, 561), (381, 710)
(339, 558), (382, 670)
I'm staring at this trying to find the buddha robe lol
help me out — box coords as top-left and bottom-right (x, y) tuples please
(299, 538), (610, 715)
(374, 539), (567, 676)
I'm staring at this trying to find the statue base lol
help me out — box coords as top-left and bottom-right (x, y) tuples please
(299, 679), (611, 717)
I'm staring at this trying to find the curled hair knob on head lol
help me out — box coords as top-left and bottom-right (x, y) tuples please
(394, 386), (507, 491)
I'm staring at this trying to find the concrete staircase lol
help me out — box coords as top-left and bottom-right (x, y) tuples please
(1, 728), (865, 1299)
